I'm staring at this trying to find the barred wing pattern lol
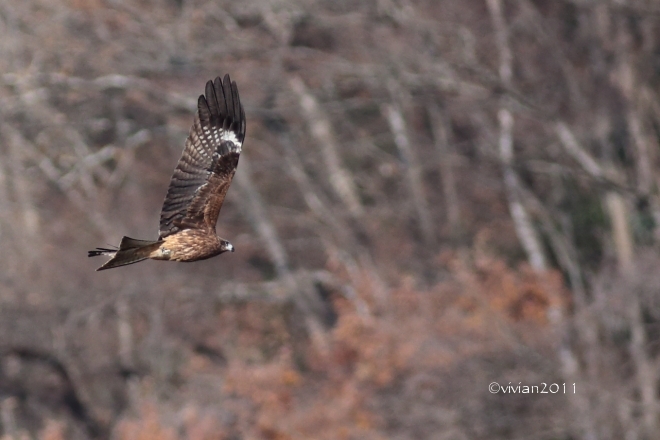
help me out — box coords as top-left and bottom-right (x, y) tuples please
(159, 75), (246, 238)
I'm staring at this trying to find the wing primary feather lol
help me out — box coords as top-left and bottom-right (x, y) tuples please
(205, 80), (220, 125)
(226, 84), (233, 131)
(231, 80), (241, 124)
(197, 95), (211, 126)
(240, 104), (246, 142)
(215, 75), (231, 130)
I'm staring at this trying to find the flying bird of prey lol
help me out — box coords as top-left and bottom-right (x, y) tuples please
(89, 74), (245, 271)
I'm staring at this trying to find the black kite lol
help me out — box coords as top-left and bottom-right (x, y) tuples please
(89, 74), (245, 271)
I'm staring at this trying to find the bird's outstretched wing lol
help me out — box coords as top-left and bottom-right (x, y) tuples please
(159, 74), (246, 238)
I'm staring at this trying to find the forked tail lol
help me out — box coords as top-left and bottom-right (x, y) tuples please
(88, 237), (161, 271)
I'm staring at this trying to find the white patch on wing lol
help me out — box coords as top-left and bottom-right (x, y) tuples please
(203, 128), (242, 153)
(220, 130), (241, 150)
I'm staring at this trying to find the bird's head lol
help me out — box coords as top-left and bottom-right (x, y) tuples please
(221, 240), (235, 253)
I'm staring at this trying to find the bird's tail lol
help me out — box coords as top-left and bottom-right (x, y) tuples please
(88, 236), (161, 271)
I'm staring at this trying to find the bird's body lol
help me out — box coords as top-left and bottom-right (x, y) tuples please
(89, 74), (245, 271)
(156, 229), (229, 262)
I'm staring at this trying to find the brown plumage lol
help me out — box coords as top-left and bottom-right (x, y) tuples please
(88, 74), (245, 271)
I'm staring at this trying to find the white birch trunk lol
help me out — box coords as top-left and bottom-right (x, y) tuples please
(382, 102), (437, 247)
(486, 0), (546, 272)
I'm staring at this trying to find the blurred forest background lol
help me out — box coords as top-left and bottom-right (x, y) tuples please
(2, 0), (660, 438)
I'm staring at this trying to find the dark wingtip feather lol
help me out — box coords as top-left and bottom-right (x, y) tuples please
(198, 74), (245, 143)
(222, 75), (234, 130)
(205, 79), (220, 123)
(230, 79), (241, 120)
(197, 94), (211, 126)
(214, 76), (228, 118)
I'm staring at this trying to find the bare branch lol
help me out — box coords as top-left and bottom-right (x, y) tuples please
(289, 75), (364, 219)
(555, 121), (609, 180)
(428, 104), (461, 241)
